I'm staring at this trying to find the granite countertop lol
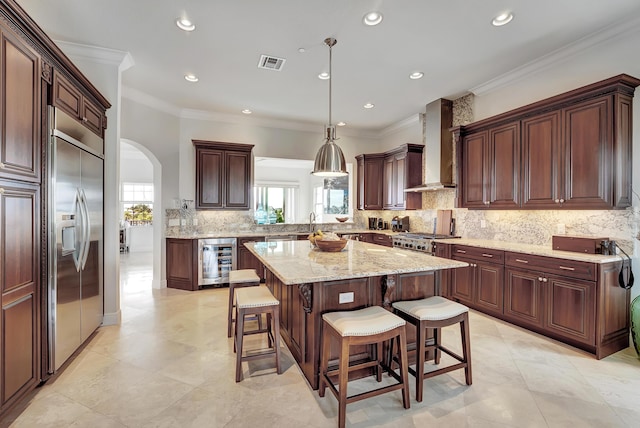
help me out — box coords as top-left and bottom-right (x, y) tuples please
(165, 229), (399, 239)
(245, 240), (467, 285)
(438, 238), (622, 264)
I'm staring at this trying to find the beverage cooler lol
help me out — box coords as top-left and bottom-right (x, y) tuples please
(198, 238), (237, 286)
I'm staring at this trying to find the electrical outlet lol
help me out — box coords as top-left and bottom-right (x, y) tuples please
(557, 223), (565, 234)
(480, 220), (486, 228)
(339, 292), (354, 304)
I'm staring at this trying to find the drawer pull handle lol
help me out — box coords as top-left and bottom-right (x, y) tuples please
(559, 266), (575, 271)
(456, 249), (466, 254)
(515, 259), (529, 263)
(482, 253), (494, 258)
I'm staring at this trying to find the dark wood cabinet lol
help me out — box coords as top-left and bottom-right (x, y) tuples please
(355, 154), (384, 210)
(193, 140), (253, 210)
(0, 181), (39, 411)
(432, 242), (452, 298)
(545, 274), (595, 345)
(460, 122), (520, 209)
(382, 144), (423, 210)
(237, 237), (265, 281)
(451, 245), (504, 316)
(166, 238), (198, 291)
(0, 26), (41, 183)
(357, 144), (423, 211)
(504, 267), (544, 329)
(52, 71), (106, 138)
(371, 233), (392, 247)
(455, 75), (640, 210)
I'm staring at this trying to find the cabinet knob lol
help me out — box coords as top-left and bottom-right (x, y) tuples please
(559, 198), (565, 203)
(484, 201), (490, 205)
(542, 278), (548, 282)
(554, 199), (560, 203)
(0, 162), (4, 168)
(538, 277), (543, 281)
(82, 117), (88, 122)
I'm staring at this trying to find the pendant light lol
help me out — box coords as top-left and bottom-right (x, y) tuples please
(312, 37), (348, 177)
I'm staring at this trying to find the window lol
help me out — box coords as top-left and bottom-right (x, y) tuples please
(254, 182), (297, 224)
(122, 183), (153, 225)
(313, 177), (349, 222)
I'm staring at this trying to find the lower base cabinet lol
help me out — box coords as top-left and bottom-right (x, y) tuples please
(237, 237), (265, 281)
(166, 238), (198, 290)
(444, 243), (630, 359)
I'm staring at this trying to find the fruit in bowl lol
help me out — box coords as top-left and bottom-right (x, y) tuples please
(307, 230), (324, 246)
(314, 232), (348, 252)
(335, 217), (349, 223)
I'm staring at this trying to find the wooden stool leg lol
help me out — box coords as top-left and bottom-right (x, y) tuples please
(272, 306), (282, 375)
(416, 320), (426, 403)
(461, 313), (472, 385)
(376, 341), (383, 382)
(266, 312), (273, 348)
(434, 326), (441, 364)
(235, 308), (246, 382)
(337, 336), (350, 428)
(318, 325), (330, 397)
(397, 327), (411, 409)
(227, 283), (236, 338)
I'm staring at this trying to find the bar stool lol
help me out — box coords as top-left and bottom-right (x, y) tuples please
(391, 296), (472, 402)
(234, 285), (281, 382)
(227, 269), (261, 337)
(319, 306), (410, 428)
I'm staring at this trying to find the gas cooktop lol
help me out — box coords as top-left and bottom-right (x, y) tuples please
(396, 232), (460, 240)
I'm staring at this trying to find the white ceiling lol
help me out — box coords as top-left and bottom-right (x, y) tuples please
(17, 0), (640, 132)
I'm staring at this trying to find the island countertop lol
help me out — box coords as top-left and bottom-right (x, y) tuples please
(246, 240), (467, 285)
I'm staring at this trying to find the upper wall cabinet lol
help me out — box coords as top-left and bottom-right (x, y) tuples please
(355, 153), (384, 210)
(52, 71), (106, 138)
(193, 140), (254, 210)
(356, 144), (424, 211)
(454, 74), (640, 209)
(0, 26), (41, 183)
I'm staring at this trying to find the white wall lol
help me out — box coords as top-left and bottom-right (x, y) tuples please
(120, 156), (152, 182)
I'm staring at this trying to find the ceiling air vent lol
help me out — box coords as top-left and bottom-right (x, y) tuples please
(257, 55), (286, 71)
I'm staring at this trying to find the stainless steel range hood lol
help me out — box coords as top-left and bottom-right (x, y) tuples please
(405, 98), (455, 192)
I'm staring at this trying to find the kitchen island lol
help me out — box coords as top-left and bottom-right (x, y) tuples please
(246, 239), (467, 389)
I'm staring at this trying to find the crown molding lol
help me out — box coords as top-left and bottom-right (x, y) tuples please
(122, 86), (379, 139)
(380, 113), (422, 137)
(55, 40), (134, 71)
(470, 13), (640, 96)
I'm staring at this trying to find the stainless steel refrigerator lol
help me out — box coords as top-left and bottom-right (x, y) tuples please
(47, 107), (104, 372)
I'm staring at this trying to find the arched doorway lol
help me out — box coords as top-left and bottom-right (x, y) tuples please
(119, 139), (163, 289)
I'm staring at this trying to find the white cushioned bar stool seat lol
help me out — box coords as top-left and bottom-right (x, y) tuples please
(233, 286), (281, 382)
(391, 296), (472, 402)
(319, 306), (410, 428)
(227, 269), (261, 338)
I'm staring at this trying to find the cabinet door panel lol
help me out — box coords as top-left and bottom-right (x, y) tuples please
(451, 259), (474, 305)
(196, 150), (223, 209)
(522, 111), (561, 208)
(475, 262), (504, 314)
(562, 97), (612, 208)
(545, 275), (595, 345)
(1, 30), (40, 182)
(394, 154), (406, 208)
(0, 182), (39, 405)
(225, 151), (250, 209)
(81, 97), (104, 137)
(489, 123), (519, 208)
(461, 132), (487, 208)
(364, 157), (383, 209)
(504, 268), (543, 328)
(383, 156), (394, 208)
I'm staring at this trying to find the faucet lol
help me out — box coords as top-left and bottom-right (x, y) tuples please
(309, 212), (316, 233)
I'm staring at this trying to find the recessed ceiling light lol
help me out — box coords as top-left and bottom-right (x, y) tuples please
(298, 47), (306, 53)
(363, 103), (375, 109)
(242, 109), (252, 115)
(363, 12), (383, 26)
(409, 71), (424, 80)
(318, 72), (330, 80)
(184, 74), (198, 82)
(176, 17), (195, 32)
(337, 121), (346, 127)
(492, 12), (514, 26)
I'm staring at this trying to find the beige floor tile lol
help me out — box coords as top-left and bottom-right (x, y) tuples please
(8, 252), (640, 428)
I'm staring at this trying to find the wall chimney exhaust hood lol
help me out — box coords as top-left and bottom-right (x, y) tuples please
(405, 98), (455, 192)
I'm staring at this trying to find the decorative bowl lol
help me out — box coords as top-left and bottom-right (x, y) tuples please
(315, 238), (348, 252)
(335, 217), (349, 223)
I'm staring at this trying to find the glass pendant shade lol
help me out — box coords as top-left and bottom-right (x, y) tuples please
(313, 125), (347, 176)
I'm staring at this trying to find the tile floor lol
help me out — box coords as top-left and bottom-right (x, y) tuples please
(7, 252), (640, 427)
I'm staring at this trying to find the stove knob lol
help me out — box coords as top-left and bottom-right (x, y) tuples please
(416, 245), (422, 250)
(404, 243), (409, 248)
(409, 244), (414, 248)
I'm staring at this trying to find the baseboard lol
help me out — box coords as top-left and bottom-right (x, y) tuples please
(102, 310), (121, 326)
(153, 279), (167, 289)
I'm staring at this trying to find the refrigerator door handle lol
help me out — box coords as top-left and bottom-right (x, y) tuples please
(80, 188), (91, 270)
(73, 188), (84, 272)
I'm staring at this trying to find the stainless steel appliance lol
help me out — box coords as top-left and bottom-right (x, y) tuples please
(48, 107), (104, 372)
(198, 238), (237, 286)
(368, 217), (378, 230)
(391, 216), (410, 232)
(392, 232), (460, 254)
